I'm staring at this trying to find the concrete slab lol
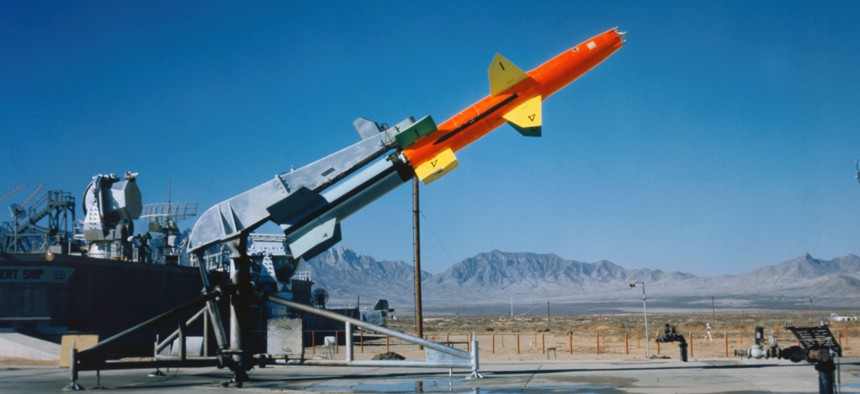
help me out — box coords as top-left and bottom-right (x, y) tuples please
(1, 357), (858, 393)
(0, 333), (60, 361)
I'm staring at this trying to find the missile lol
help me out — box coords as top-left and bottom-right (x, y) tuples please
(402, 28), (625, 184)
(189, 28), (624, 261)
(186, 29), (626, 379)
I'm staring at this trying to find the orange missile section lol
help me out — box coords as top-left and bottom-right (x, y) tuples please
(403, 28), (625, 184)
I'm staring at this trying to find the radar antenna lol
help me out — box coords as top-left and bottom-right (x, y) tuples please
(140, 201), (198, 264)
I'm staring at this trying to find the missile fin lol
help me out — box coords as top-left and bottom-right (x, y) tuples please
(392, 115), (437, 149)
(503, 95), (542, 137)
(489, 53), (528, 96)
(414, 148), (459, 184)
(353, 117), (381, 140)
(286, 217), (342, 261)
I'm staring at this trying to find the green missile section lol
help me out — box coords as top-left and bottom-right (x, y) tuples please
(393, 115), (437, 149)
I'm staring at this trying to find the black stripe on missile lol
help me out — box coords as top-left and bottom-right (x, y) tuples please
(433, 93), (519, 145)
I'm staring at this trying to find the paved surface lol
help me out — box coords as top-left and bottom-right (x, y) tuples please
(0, 333), (62, 360)
(2, 358), (859, 393)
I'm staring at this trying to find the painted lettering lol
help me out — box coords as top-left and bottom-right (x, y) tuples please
(23, 269), (44, 280)
(0, 269), (17, 280)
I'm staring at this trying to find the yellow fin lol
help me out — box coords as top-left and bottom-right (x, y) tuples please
(414, 148), (459, 184)
(488, 53), (528, 96)
(503, 95), (542, 137)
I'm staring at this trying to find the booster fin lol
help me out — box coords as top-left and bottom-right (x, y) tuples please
(502, 95), (542, 137)
(286, 217), (342, 261)
(489, 53), (528, 96)
(413, 148), (459, 184)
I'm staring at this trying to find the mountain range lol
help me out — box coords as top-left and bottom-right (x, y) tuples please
(299, 248), (860, 314)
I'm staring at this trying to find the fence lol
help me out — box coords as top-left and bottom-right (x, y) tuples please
(302, 328), (853, 360)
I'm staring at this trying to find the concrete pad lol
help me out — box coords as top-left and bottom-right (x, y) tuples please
(1, 357), (859, 393)
(0, 333), (60, 361)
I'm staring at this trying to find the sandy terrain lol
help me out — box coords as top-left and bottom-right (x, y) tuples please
(305, 311), (859, 362)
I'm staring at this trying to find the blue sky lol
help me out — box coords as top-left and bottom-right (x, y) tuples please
(2, 1), (859, 276)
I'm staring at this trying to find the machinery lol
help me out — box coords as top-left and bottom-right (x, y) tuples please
(80, 172), (142, 259)
(65, 28), (625, 388)
(1, 184), (75, 254)
(737, 325), (842, 394)
(140, 201), (198, 265)
(744, 326), (780, 360)
(655, 323), (688, 362)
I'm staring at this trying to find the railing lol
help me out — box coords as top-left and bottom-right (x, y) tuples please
(268, 296), (482, 378)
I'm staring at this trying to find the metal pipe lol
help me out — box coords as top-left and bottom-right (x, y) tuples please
(156, 307), (207, 354)
(228, 236), (250, 378)
(345, 321), (353, 362)
(302, 359), (469, 368)
(195, 251), (227, 349)
(630, 281), (649, 358)
(179, 319), (186, 360)
(78, 291), (218, 360)
(268, 295), (469, 359)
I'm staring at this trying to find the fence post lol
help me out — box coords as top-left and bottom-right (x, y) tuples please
(516, 334), (520, 354)
(724, 332), (728, 357)
(596, 333), (600, 355)
(467, 333), (471, 353)
(386, 335), (390, 353)
(312, 331), (316, 354)
(689, 333), (693, 358)
(625, 333), (629, 355)
(492, 333), (495, 354)
(360, 330), (364, 353)
(657, 339), (660, 355)
(335, 330), (339, 354)
(569, 333), (573, 355)
(542, 333), (546, 354)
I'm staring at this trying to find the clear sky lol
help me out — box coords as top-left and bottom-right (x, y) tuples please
(2, 1), (859, 276)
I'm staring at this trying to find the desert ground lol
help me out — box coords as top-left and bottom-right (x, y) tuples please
(305, 311), (859, 362)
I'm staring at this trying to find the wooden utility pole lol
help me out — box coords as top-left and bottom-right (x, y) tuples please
(413, 178), (424, 342)
(711, 296), (715, 321)
(547, 300), (551, 328)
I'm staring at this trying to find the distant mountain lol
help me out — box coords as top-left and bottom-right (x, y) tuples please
(423, 250), (697, 300)
(301, 248), (860, 312)
(716, 253), (860, 297)
(300, 247), (430, 306)
(741, 253), (860, 282)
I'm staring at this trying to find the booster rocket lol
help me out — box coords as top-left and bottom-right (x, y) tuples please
(189, 28), (625, 261)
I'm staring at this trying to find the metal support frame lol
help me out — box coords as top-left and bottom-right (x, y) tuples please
(153, 307), (209, 359)
(65, 292), (222, 390)
(225, 236), (252, 385)
(268, 295), (482, 378)
(629, 281), (649, 358)
(2, 190), (75, 254)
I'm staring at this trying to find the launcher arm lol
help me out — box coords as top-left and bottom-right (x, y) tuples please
(187, 116), (435, 260)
